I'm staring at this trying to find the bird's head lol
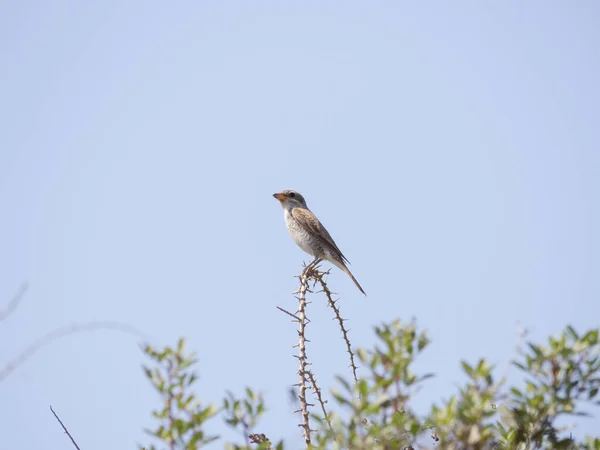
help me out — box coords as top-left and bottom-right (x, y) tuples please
(273, 190), (308, 209)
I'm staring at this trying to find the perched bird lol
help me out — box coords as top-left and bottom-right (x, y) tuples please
(273, 190), (366, 296)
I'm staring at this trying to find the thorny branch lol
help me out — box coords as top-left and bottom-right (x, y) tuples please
(312, 270), (359, 384)
(277, 262), (359, 447)
(50, 405), (81, 450)
(306, 369), (332, 432)
(293, 265), (312, 447)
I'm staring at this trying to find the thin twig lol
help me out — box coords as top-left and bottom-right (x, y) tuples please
(313, 271), (359, 384)
(50, 405), (81, 449)
(0, 282), (28, 322)
(0, 321), (146, 382)
(276, 306), (302, 322)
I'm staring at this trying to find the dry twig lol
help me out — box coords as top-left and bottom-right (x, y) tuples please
(50, 405), (81, 449)
(0, 321), (146, 382)
(0, 282), (28, 322)
(276, 306), (301, 322)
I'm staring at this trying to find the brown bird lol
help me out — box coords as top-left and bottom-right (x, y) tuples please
(273, 190), (366, 296)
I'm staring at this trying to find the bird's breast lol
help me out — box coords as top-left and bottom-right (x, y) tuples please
(283, 209), (321, 257)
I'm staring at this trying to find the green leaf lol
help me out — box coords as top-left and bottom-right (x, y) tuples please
(358, 379), (369, 398)
(461, 361), (474, 378)
(510, 387), (523, 398)
(583, 329), (599, 344)
(513, 361), (527, 372)
(528, 343), (542, 358)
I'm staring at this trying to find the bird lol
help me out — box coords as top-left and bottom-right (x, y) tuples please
(273, 190), (366, 296)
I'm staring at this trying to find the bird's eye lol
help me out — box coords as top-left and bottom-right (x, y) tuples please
(289, 192), (296, 198)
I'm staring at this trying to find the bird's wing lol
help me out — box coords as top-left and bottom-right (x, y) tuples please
(291, 207), (350, 264)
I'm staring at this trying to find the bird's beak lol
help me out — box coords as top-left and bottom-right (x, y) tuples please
(273, 192), (286, 202)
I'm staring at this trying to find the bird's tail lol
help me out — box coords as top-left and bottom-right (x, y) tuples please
(335, 259), (367, 296)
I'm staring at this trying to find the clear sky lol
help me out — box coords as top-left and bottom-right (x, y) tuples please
(1, 1), (599, 448)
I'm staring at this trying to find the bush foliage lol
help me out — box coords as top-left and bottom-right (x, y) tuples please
(141, 319), (600, 450)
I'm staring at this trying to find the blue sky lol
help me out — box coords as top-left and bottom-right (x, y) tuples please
(1, 1), (599, 448)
